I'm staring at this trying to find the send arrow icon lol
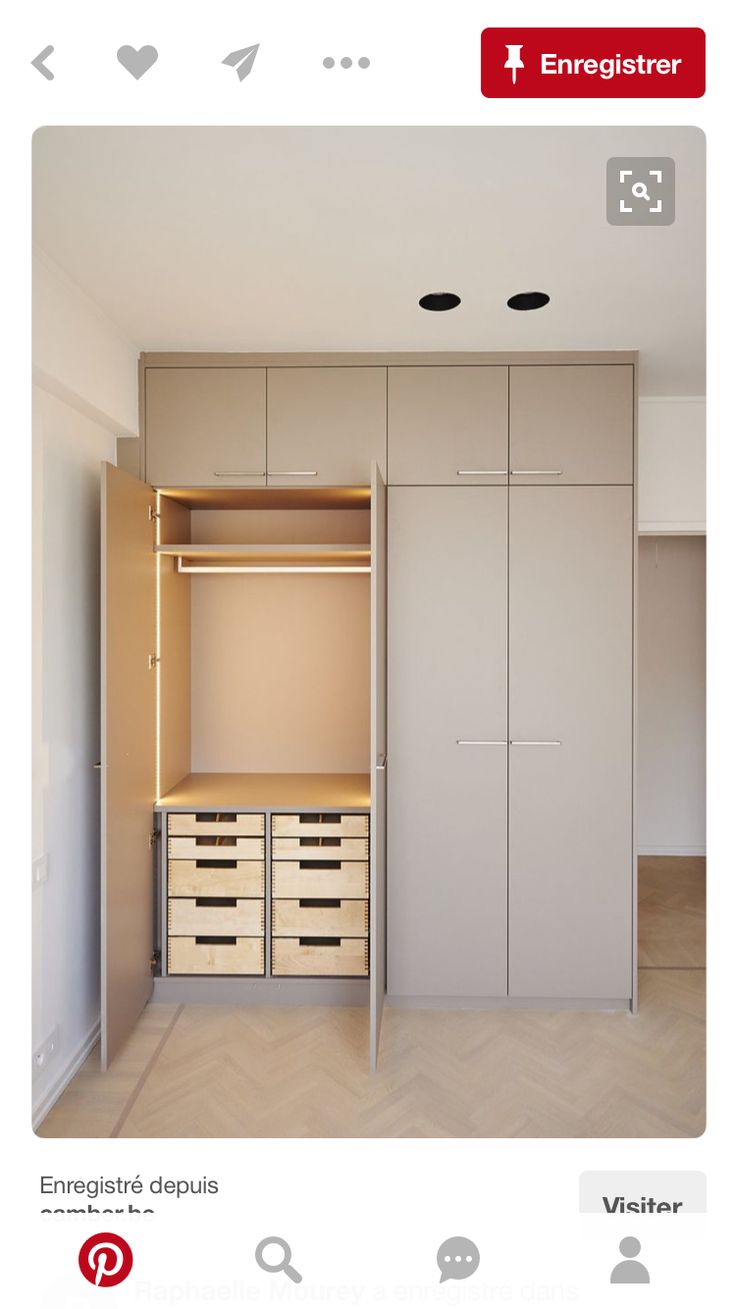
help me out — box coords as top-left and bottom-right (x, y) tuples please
(222, 44), (259, 82)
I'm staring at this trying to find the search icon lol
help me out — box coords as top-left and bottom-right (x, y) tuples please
(255, 1236), (303, 1283)
(631, 182), (651, 202)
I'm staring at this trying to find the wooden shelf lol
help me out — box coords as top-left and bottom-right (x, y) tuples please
(155, 542), (370, 570)
(157, 486), (371, 510)
(156, 772), (372, 811)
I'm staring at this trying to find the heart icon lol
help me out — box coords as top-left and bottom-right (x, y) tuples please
(117, 45), (158, 79)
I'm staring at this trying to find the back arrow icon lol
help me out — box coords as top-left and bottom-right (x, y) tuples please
(222, 43), (259, 81)
(31, 45), (54, 80)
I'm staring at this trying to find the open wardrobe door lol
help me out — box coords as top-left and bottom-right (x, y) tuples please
(370, 461), (388, 1072)
(100, 463), (158, 1068)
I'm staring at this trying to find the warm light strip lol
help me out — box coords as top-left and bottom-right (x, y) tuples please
(177, 561), (370, 575)
(155, 491), (161, 804)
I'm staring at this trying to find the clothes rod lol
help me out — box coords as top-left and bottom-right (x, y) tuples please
(176, 559), (370, 574)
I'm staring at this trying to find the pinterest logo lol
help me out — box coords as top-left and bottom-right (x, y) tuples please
(78, 1232), (134, 1288)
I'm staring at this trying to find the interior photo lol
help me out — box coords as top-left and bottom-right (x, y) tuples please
(31, 126), (705, 1138)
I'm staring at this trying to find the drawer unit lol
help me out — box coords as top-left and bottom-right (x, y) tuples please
(168, 812), (265, 837)
(272, 898), (369, 938)
(272, 813), (369, 838)
(169, 897), (265, 936)
(168, 860), (265, 898)
(168, 835), (265, 861)
(272, 860), (369, 899)
(272, 937), (369, 977)
(271, 836), (368, 862)
(168, 936), (265, 976)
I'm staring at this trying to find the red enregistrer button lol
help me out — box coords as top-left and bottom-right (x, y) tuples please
(480, 28), (705, 98)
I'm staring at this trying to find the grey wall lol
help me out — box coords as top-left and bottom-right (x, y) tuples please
(638, 536), (706, 854)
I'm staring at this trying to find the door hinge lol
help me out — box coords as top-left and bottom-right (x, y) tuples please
(150, 949), (161, 973)
(148, 653), (160, 670)
(148, 505), (160, 521)
(149, 829), (160, 849)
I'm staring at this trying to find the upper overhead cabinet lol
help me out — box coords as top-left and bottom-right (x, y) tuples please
(267, 367), (386, 486)
(145, 368), (267, 487)
(388, 366), (508, 484)
(509, 365), (634, 485)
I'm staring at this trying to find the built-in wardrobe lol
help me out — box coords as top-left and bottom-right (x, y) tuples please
(101, 352), (636, 1075)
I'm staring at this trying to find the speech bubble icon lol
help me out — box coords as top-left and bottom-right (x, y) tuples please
(437, 1236), (480, 1282)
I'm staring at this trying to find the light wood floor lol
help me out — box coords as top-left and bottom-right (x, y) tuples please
(38, 857), (705, 1139)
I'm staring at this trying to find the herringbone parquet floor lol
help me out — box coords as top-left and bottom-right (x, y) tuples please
(37, 857), (705, 1138)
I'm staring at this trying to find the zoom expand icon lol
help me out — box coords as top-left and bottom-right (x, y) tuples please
(78, 1233), (134, 1288)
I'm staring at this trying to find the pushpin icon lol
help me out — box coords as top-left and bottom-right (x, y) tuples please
(504, 44), (524, 85)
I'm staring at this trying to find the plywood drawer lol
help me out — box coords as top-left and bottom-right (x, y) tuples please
(272, 860), (369, 899)
(168, 897), (265, 936)
(272, 898), (369, 938)
(168, 860), (265, 898)
(271, 836), (369, 862)
(272, 937), (369, 977)
(168, 936), (265, 975)
(168, 835), (265, 861)
(168, 812), (265, 837)
(272, 813), (369, 839)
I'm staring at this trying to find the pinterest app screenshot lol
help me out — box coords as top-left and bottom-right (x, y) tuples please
(3, 0), (733, 1303)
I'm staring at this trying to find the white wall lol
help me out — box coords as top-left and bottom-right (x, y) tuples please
(638, 536), (706, 855)
(32, 255), (139, 1126)
(638, 397), (705, 534)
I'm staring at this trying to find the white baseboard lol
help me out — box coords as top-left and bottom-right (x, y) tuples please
(638, 845), (706, 857)
(32, 1019), (100, 1131)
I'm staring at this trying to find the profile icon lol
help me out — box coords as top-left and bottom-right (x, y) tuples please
(610, 1236), (650, 1284)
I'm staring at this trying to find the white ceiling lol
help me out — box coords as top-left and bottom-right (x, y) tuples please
(32, 126), (705, 394)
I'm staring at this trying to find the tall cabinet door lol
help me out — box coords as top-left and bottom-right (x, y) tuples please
(370, 463), (387, 1071)
(388, 488), (508, 998)
(101, 464), (157, 1067)
(508, 487), (633, 999)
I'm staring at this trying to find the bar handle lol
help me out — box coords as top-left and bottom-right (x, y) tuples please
(213, 470), (266, 477)
(268, 470), (319, 477)
(456, 469), (508, 477)
(510, 469), (563, 476)
(456, 739), (508, 746)
(510, 740), (562, 746)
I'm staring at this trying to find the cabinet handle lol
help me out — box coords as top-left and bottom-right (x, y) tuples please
(510, 470), (563, 476)
(269, 470), (319, 477)
(376, 754), (387, 770)
(456, 469), (508, 477)
(456, 739), (508, 746)
(510, 740), (562, 746)
(213, 470), (266, 477)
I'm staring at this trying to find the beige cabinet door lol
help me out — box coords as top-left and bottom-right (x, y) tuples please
(101, 464), (157, 1067)
(388, 366), (508, 484)
(388, 487), (508, 998)
(145, 367), (266, 486)
(267, 367), (386, 485)
(509, 365), (634, 484)
(370, 462), (387, 1070)
(508, 486), (633, 1000)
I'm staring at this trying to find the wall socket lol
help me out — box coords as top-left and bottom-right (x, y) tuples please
(32, 854), (49, 887)
(33, 1025), (60, 1078)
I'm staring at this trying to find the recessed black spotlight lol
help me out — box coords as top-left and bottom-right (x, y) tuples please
(419, 291), (461, 312)
(507, 291), (550, 311)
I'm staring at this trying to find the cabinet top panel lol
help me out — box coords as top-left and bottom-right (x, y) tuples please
(158, 486), (371, 510)
(156, 772), (372, 811)
(142, 350), (637, 369)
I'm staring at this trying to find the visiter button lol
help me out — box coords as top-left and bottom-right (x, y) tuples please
(579, 1171), (706, 1214)
(481, 28), (706, 98)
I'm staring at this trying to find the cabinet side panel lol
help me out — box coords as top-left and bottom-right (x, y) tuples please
(158, 496), (191, 797)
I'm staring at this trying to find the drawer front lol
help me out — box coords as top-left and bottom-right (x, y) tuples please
(168, 812), (265, 837)
(272, 937), (369, 977)
(272, 813), (369, 839)
(168, 936), (265, 975)
(168, 835), (265, 861)
(169, 898), (265, 937)
(272, 898), (369, 938)
(168, 860), (265, 898)
(271, 836), (369, 862)
(272, 860), (369, 899)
